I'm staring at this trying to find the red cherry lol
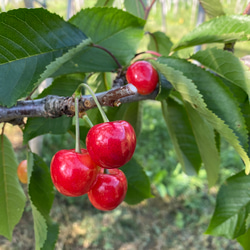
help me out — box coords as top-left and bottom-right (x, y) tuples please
(126, 60), (159, 95)
(86, 120), (136, 169)
(17, 160), (28, 184)
(50, 148), (99, 197)
(88, 168), (127, 211)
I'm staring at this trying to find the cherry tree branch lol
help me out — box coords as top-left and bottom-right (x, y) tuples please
(0, 84), (158, 124)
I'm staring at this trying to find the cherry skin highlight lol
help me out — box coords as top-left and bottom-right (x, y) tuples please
(86, 120), (136, 169)
(17, 160), (28, 184)
(88, 168), (128, 211)
(126, 60), (159, 95)
(50, 149), (99, 197)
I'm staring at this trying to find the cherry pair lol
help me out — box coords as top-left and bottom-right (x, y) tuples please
(50, 120), (136, 211)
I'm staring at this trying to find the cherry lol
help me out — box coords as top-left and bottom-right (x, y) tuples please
(126, 60), (159, 95)
(17, 160), (28, 184)
(86, 120), (136, 169)
(50, 148), (99, 197)
(88, 168), (127, 211)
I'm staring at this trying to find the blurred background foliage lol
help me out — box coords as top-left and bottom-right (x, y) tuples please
(0, 0), (248, 249)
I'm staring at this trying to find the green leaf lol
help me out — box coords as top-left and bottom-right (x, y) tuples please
(161, 98), (201, 175)
(38, 38), (92, 83)
(146, 31), (173, 56)
(0, 135), (26, 240)
(152, 61), (250, 174)
(95, 0), (114, 7)
(87, 72), (112, 92)
(185, 102), (220, 186)
(206, 170), (250, 239)
(106, 101), (143, 136)
(31, 204), (47, 250)
(23, 116), (72, 144)
(67, 7), (145, 71)
(173, 15), (250, 51)
(36, 73), (85, 99)
(191, 48), (250, 97)
(41, 220), (59, 250)
(28, 153), (58, 250)
(0, 8), (87, 107)
(237, 226), (250, 250)
(199, 0), (225, 19)
(124, 0), (146, 19)
(157, 57), (248, 153)
(156, 73), (173, 101)
(121, 158), (153, 205)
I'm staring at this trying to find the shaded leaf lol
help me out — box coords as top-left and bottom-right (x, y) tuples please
(38, 38), (92, 83)
(0, 135), (26, 240)
(173, 15), (250, 51)
(0, 8), (87, 107)
(41, 220), (59, 250)
(37, 73), (85, 99)
(152, 61), (250, 173)
(121, 158), (153, 205)
(206, 170), (250, 239)
(28, 153), (57, 249)
(191, 48), (250, 97)
(185, 102), (220, 186)
(124, 0), (146, 19)
(156, 73), (173, 101)
(147, 31), (173, 56)
(23, 116), (72, 144)
(199, 0), (225, 19)
(87, 72), (112, 93)
(161, 98), (201, 175)
(237, 226), (250, 250)
(157, 57), (248, 153)
(106, 101), (143, 136)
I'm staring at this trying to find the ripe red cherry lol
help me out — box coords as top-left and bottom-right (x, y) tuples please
(17, 160), (28, 184)
(50, 148), (99, 197)
(126, 60), (159, 95)
(88, 168), (127, 211)
(86, 120), (136, 169)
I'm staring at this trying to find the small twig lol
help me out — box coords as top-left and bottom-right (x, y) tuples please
(91, 43), (123, 69)
(139, 0), (146, 11)
(1, 123), (6, 135)
(144, 0), (157, 20)
(134, 50), (162, 58)
(243, 2), (250, 15)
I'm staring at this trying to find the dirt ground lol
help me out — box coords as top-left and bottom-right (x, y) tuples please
(0, 192), (242, 250)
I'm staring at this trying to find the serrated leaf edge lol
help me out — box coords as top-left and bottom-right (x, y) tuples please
(153, 61), (250, 174)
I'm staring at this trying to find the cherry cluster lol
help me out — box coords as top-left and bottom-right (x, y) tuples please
(17, 60), (159, 211)
(50, 120), (136, 211)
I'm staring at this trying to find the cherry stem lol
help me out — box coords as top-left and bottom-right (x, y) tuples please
(91, 43), (122, 69)
(104, 168), (110, 174)
(134, 50), (162, 58)
(83, 83), (109, 123)
(83, 114), (94, 128)
(75, 97), (81, 154)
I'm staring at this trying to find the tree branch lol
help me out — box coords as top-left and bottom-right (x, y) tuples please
(0, 84), (158, 124)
